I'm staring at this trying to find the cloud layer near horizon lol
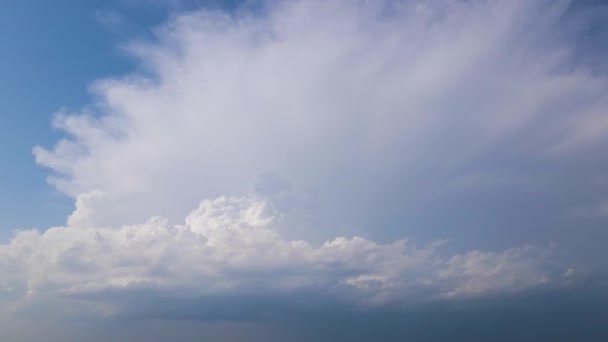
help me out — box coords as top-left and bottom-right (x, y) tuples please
(2, 0), (607, 319)
(1, 192), (563, 318)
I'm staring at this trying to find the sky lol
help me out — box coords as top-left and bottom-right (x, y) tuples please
(1, 0), (608, 340)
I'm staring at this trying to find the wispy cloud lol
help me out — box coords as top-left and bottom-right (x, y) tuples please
(2, 0), (607, 320)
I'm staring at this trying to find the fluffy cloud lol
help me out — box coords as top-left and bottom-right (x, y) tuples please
(4, 0), (607, 319)
(1, 192), (560, 318)
(32, 0), (608, 229)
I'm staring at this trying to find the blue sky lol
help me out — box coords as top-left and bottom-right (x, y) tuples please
(0, 0), (247, 235)
(0, 1), (132, 234)
(1, 0), (608, 340)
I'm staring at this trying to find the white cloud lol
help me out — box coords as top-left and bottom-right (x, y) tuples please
(0, 192), (560, 318)
(5, 0), (607, 318)
(32, 0), (608, 228)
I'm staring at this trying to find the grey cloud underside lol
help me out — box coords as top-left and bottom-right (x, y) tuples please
(3, 0), (608, 321)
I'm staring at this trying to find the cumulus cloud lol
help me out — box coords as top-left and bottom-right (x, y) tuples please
(3, 0), (608, 319)
(1, 192), (560, 318)
(32, 0), (608, 229)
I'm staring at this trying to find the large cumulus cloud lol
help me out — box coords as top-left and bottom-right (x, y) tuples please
(2, 0), (607, 319)
(32, 0), (608, 230)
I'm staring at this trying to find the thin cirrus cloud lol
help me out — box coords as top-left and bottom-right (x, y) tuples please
(1, 0), (607, 321)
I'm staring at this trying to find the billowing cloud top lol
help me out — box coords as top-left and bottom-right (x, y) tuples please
(2, 0), (607, 320)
